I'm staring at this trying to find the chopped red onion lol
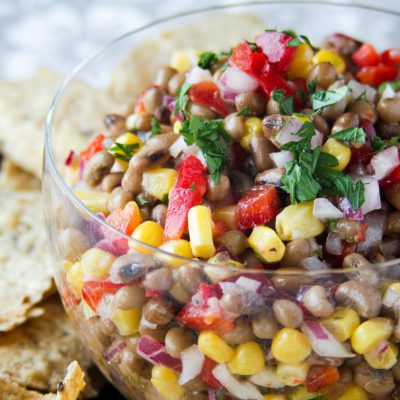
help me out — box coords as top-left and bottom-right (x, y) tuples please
(64, 150), (75, 166)
(370, 146), (400, 180)
(300, 256), (330, 271)
(235, 276), (261, 292)
(104, 339), (127, 362)
(313, 198), (344, 220)
(338, 197), (364, 220)
(276, 118), (304, 145)
(179, 345), (205, 385)
(310, 130), (324, 149)
(270, 151), (293, 168)
(249, 367), (285, 389)
(325, 232), (344, 255)
(95, 238), (129, 256)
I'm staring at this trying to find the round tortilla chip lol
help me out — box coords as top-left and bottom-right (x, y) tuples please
(0, 380), (56, 400)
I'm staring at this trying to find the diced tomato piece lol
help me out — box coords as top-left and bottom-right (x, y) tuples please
(352, 43), (381, 67)
(305, 365), (340, 392)
(80, 134), (105, 162)
(356, 63), (398, 87)
(212, 220), (228, 237)
(201, 358), (223, 389)
(188, 81), (229, 116)
(106, 201), (142, 235)
(82, 280), (125, 312)
(381, 48), (400, 66)
(381, 165), (400, 188)
(259, 63), (294, 96)
(145, 289), (164, 299)
(236, 185), (281, 231)
(230, 42), (268, 77)
(255, 31), (296, 74)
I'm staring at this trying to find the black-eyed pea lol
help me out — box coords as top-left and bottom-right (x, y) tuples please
(252, 312), (279, 339)
(142, 267), (174, 292)
(303, 285), (334, 318)
(272, 299), (303, 328)
(164, 327), (195, 358)
(142, 299), (175, 325)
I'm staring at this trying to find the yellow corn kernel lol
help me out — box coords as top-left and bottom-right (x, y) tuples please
(383, 282), (400, 306)
(131, 221), (164, 254)
(322, 307), (360, 342)
(110, 308), (141, 336)
(276, 362), (310, 386)
(66, 261), (84, 295)
(157, 240), (193, 268)
(313, 50), (346, 74)
(81, 248), (115, 279)
(151, 365), (186, 400)
(321, 139), (351, 171)
(188, 205), (215, 259)
(198, 331), (234, 363)
(248, 226), (286, 263)
(142, 168), (177, 201)
(213, 205), (237, 230)
(203, 265), (237, 283)
(271, 328), (311, 366)
(264, 395), (287, 400)
(275, 201), (325, 241)
(337, 384), (368, 400)
(125, 113), (137, 131)
(74, 191), (110, 215)
(111, 132), (144, 170)
(240, 118), (263, 150)
(287, 43), (314, 79)
(228, 341), (265, 375)
(250, 366), (285, 389)
(173, 121), (182, 134)
(82, 298), (96, 319)
(170, 49), (198, 72)
(351, 317), (394, 354)
(364, 341), (398, 370)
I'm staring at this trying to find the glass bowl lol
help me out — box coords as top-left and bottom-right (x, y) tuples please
(44, 2), (400, 399)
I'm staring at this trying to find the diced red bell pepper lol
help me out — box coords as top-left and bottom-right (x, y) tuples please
(382, 48), (400, 66)
(82, 280), (125, 312)
(163, 155), (207, 241)
(305, 365), (340, 393)
(80, 134), (105, 162)
(380, 164), (400, 188)
(188, 81), (229, 116)
(201, 357), (223, 389)
(236, 185), (281, 231)
(259, 63), (293, 96)
(106, 201), (142, 236)
(352, 43), (381, 67)
(255, 31), (296, 74)
(356, 63), (398, 87)
(230, 42), (268, 77)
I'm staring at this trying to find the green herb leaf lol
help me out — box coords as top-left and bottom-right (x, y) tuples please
(135, 196), (150, 207)
(245, 40), (259, 51)
(311, 86), (350, 112)
(237, 107), (252, 116)
(179, 116), (232, 183)
(372, 135), (400, 151)
(198, 51), (219, 69)
(307, 77), (317, 95)
(173, 82), (192, 119)
(282, 29), (316, 50)
(334, 176), (365, 210)
(378, 78), (400, 94)
(218, 48), (233, 57)
(330, 127), (366, 143)
(161, 193), (169, 204)
(108, 142), (139, 163)
(327, 220), (338, 231)
(150, 117), (161, 138)
(272, 89), (294, 115)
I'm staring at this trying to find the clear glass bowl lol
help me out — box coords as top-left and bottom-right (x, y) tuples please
(44, 2), (400, 399)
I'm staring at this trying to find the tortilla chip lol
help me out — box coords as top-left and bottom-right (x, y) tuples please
(56, 361), (85, 400)
(0, 298), (99, 398)
(108, 13), (264, 101)
(0, 380), (56, 400)
(0, 158), (41, 190)
(0, 190), (54, 331)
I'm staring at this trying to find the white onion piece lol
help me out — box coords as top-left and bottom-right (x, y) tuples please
(381, 84), (396, 100)
(276, 118), (304, 145)
(183, 145), (207, 167)
(179, 345), (204, 385)
(355, 175), (381, 215)
(383, 286), (400, 308)
(212, 364), (264, 400)
(140, 315), (157, 330)
(96, 294), (115, 319)
(270, 151), (293, 168)
(235, 276), (261, 292)
(348, 79), (376, 103)
(186, 67), (213, 84)
(358, 211), (385, 252)
(249, 367), (285, 389)
(313, 198), (344, 220)
(310, 130), (324, 149)
(223, 66), (259, 93)
(169, 136), (187, 158)
(370, 146), (400, 180)
(301, 321), (355, 358)
(300, 256), (330, 271)
(325, 231), (344, 256)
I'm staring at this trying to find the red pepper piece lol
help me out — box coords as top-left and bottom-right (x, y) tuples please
(236, 185), (281, 231)
(201, 358), (223, 389)
(230, 42), (268, 77)
(356, 63), (398, 87)
(163, 155), (206, 241)
(259, 63), (293, 96)
(82, 280), (125, 312)
(355, 223), (369, 243)
(305, 365), (340, 392)
(188, 81), (229, 116)
(352, 43), (381, 67)
(382, 48), (400, 66)
(381, 165), (400, 188)
(80, 134), (105, 162)
(106, 201), (142, 236)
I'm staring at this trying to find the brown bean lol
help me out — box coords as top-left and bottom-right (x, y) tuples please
(343, 253), (379, 287)
(121, 167), (142, 194)
(349, 99), (377, 124)
(252, 312), (279, 339)
(306, 62), (336, 90)
(87, 317), (111, 349)
(266, 97), (280, 115)
(183, 393), (208, 400)
(262, 114), (288, 143)
(220, 292), (246, 315)
(165, 327), (195, 358)
(143, 267), (174, 292)
(229, 170), (252, 199)
(215, 230), (248, 256)
(386, 211), (400, 234)
(333, 219), (361, 243)
(377, 93), (400, 123)
(321, 98), (347, 121)
(99, 318), (117, 336)
(101, 172), (123, 192)
(134, 113), (153, 131)
(205, 175), (230, 202)
(154, 66), (176, 90)
(119, 347), (147, 374)
(168, 72), (186, 96)
(103, 114), (126, 137)
(303, 285), (334, 318)
(184, 378), (207, 393)
(83, 150), (114, 186)
(142, 299), (175, 325)
(113, 284), (147, 310)
(385, 184), (400, 210)
(142, 88), (163, 114)
(272, 299), (303, 328)
(272, 268), (314, 292)
(224, 113), (245, 142)
(58, 228), (90, 261)
(255, 167), (285, 186)
(378, 121), (400, 139)
(250, 134), (274, 171)
(235, 92), (267, 116)
(177, 264), (205, 295)
(354, 361), (395, 396)
(108, 186), (133, 213)
(187, 102), (217, 120)
(138, 324), (169, 343)
(220, 319), (255, 346)
(312, 114), (330, 136)
(151, 204), (168, 227)
(281, 239), (315, 267)
(331, 112), (360, 134)
(393, 359), (400, 381)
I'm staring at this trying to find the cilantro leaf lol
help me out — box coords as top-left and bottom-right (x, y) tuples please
(272, 89), (294, 115)
(311, 86), (350, 112)
(283, 29), (316, 50)
(150, 117), (161, 138)
(173, 82), (191, 119)
(198, 51), (219, 69)
(330, 127), (366, 143)
(179, 116), (232, 183)
(372, 135), (400, 151)
(218, 48), (232, 57)
(378, 78), (400, 94)
(307, 77), (317, 95)
(237, 107), (252, 116)
(245, 40), (259, 51)
(334, 176), (365, 210)
(108, 142), (139, 163)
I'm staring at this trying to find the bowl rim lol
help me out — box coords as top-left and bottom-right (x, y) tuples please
(44, 0), (400, 274)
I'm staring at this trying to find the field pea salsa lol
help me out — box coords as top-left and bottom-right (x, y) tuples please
(64, 29), (400, 400)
